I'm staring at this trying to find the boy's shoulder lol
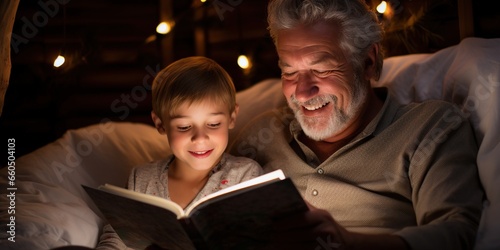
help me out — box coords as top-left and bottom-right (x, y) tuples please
(224, 153), (259, 165)
(131, 156), (172, 177)
(220, 153), (263, 173)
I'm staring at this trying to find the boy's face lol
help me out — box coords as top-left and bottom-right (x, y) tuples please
(153, 99), (237, 172)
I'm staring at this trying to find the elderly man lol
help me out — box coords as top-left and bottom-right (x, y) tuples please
(230, 0), (484, 249)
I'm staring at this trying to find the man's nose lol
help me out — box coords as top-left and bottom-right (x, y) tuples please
(295, 71), (319, 102)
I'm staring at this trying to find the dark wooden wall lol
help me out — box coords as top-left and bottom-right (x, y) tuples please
(2, 0), (280, 158)
(1, 0), (499, 158)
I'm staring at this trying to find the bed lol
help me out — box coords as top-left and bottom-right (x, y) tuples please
(0, 37), (499, 249)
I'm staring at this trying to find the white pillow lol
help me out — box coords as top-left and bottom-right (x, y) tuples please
(231, 78), (285, 140)
(373, 37), (500, 250)
(0, 122), (171, 249)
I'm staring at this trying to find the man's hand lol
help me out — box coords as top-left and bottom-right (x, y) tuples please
(268, 202), (410, 250)
(268, 202), (347, 250)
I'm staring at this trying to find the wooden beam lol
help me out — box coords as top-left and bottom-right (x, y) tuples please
(159, 0), (174, 66)
(193, 0), (207, 56)
(458, 0), (474, 39)
(0, 0), (20, 116)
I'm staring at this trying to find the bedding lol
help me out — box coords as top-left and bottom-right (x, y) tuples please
(372, 37), (500, 250)
(0, 37), (499, 249)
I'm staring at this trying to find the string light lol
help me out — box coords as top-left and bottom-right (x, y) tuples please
(156, 22), (172, 35)
(377, 1), (387, 14)
(235, 6), (252, 71)
(237, 54), (250, 69)
(54, 4), (67, 68)
(53, 55), (65, 67)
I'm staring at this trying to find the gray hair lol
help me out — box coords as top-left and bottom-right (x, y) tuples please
(267, 0), (384, 79)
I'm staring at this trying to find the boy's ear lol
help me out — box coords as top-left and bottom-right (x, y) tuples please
(151, 111), (166, 134)
(228, 104), (239, 129)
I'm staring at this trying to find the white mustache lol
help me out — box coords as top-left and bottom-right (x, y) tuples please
(290, 95), (336, 111)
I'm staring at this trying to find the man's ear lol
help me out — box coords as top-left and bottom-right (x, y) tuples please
(151, 111), (166, 134)
(364, 43), (379, 81)
(228, 104), (239, 129)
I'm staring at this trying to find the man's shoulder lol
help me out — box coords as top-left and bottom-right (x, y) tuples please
(409, 99), (458, 109)
(392, 99), (470, 133)
(397, 99), (463, 119)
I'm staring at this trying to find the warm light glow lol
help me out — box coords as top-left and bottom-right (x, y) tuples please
(376, 1), (387, 14)
(200, 0), (206, 2)
(237, 55), (250, 69)
(53, 55), (65, 67)
(156, 22), (172, 35)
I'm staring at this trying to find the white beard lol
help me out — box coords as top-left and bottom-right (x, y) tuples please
(289, 77), (368, 141)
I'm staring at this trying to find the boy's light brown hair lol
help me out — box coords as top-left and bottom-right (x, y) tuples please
(151, 56), (237, 120)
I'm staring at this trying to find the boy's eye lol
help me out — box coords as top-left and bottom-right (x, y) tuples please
(177, 125), (191, 131)
(208, 122), (221, 128)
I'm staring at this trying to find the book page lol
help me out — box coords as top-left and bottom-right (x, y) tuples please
(100, 184), (185, 218)
(185, 169), (285, 216)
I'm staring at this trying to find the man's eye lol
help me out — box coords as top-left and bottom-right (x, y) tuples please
(313, 70), (334, 77)
(208, 123), (221, 128)
(177, 125), (191, 131)
(281, 72), (297, 79)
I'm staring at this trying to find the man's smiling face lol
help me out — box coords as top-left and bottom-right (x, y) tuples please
(277, 20), (367, 141)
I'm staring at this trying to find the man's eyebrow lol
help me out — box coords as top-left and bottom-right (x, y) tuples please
(278, 60), (290, 68)
(278, 55), (338, 68)
(310, 54), (339, 65)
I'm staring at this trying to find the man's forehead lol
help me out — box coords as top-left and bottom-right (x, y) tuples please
(278, 50), (342, 68)
(276, 20), (341, 43)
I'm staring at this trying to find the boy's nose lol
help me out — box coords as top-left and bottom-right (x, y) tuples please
(191, 128), (209, 142)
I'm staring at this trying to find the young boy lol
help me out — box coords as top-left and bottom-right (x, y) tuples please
(97, 56), (262, 249)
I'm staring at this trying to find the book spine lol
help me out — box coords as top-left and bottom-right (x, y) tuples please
(180, 218), (210, 250)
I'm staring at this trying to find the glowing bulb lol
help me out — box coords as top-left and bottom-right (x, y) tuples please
(200, 0), (206, 2)
(376, 1), (387, 14)
(53, 55), (65, 67)
(237, 55), (250, 69)
(156, 22), (172, 35)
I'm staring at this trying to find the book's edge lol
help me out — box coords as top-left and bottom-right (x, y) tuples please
(179, 218), (210, 250)
(184, 177), (308, 248)
(82, 185), (196, 250)
(185, 169), (285, 215)
(92, 184), (185, 218)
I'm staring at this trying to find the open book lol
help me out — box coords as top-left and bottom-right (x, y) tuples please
(83, 170), (308, 250)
